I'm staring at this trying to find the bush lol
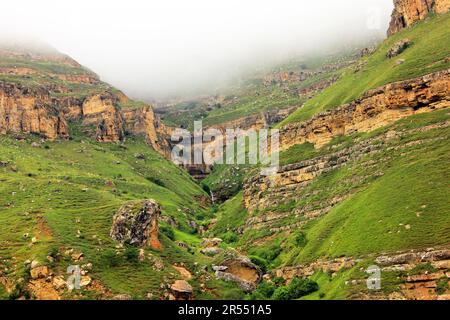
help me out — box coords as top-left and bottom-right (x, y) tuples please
(251, 281), (276, 300)
(294, 231), (307, 247)
(124, 246), (140, 264)
(436, 278), (449, 295)
(101, 249), (121, 267)
(272, 286), (291, 300)
(160, 225), (175, 240)
(272, 277), (319, 300)
(222, 288), (246, 300)
(147, 176), (166, 188)
(249, 255), (268, 273)
(222, 231), (238, 244)
(251, 244), (281, 265)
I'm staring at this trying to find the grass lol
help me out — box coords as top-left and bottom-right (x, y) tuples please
(280, 13), (450, 126)
(0, 130), (236, 298)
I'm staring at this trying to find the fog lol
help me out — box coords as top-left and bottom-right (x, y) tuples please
(0, 0), (393, 101)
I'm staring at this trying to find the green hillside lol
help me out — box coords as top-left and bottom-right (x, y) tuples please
(279, 12), (450, 127)
(0, 127), (242, 299)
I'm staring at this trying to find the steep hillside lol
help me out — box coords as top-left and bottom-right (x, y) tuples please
(0, 44), (248, 300)
(210, 11), (450, 300)
(280, 12), (450, 126)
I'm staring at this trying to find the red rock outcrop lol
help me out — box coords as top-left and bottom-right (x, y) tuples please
(388, 0), (450, 35)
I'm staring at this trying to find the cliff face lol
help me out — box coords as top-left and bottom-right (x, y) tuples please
(278, 69), (450, 151)
(388, 0), (450, 35)
(0, 82), (69, 139)
(123, 106), (173, 157)
(0, 44), (171, 158)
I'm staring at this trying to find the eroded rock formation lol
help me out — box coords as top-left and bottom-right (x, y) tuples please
(0, 82), (69, 139)
(110, 199), (162, 250)
(388, 0), (450, 35)
(279, 69), (450, 151)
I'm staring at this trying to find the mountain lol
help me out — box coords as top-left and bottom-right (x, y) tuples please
(0, 0), (449, 300)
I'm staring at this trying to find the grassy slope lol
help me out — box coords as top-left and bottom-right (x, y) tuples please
(279, 12), (450, 126)
(0, 131), (238, 298)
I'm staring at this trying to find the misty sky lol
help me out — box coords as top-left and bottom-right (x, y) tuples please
(1, 0), (393, 100)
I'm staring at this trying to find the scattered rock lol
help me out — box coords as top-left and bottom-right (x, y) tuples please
(52, 276), (67, 290)
(30, 266), (50, 279)
(200, 247), (222, 256)
(71, 252), (84, 262)
(80, 276), (92, 287)
(201, 238), (222, 248)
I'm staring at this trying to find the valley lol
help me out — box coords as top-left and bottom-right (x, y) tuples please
(0, 0), (449, 301)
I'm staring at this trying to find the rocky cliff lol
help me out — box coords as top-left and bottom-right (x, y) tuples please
(388, 0), (450, 35)
(0, 45), (172, 157)
(0, 82), (69, 139)
(278, 69), (450, 151)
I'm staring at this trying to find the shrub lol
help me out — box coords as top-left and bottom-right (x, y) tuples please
(222, 231), (238, 244)
(124, 246), (140, 264)
(147, 176), (166, 188)
(294, 231), (307, 247)
(272, 277), (319, 300)
(160, 225), (175, 241)
(249, 255), (268, 273)
(272, 286), (291, 300)
(251, 281), (276, 300)
(101, 249), (121, 267)
(436, 278), (449, 295)
(222, 288), (246, 300)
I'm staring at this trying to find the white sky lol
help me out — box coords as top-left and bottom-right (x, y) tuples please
(0, 0), (394, 100)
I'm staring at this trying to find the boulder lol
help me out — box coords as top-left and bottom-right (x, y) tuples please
(387, 39), (411, 58)
(110, 199), (162, 250)
(170, 280), (193, 300)
(200, 247), (222, 256)
(214, 252), (262, 293)
(30, 266), (50, 279)
(201, 238), (223, 248)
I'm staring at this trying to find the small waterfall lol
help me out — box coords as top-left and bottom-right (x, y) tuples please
(210, 190), (215, 204)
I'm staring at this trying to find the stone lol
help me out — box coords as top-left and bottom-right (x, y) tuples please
(200, 247), (222, 256)
(52, 276), (67, 290)
(30, 260), (40, 269)
(71, 252), (84, 262)
(387, 39), (411, 58)
(214, 252), (262, 293)
(201, 238), (223, 248)
(170, 280), (193, 300)
(30, 266), (50, 279)
(110, 199), (162, 250)
(80, 276), (92, 287)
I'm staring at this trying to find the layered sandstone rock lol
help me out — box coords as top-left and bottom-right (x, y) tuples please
(279, 69), (450, 151)
(273, 247), (450, 300)
(110, 199), (162, 250)
(388, 0), (450, 35)
(81, 94), (125, 142)
(0, 82), (69, 139)
(123, 106), (173, 157)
